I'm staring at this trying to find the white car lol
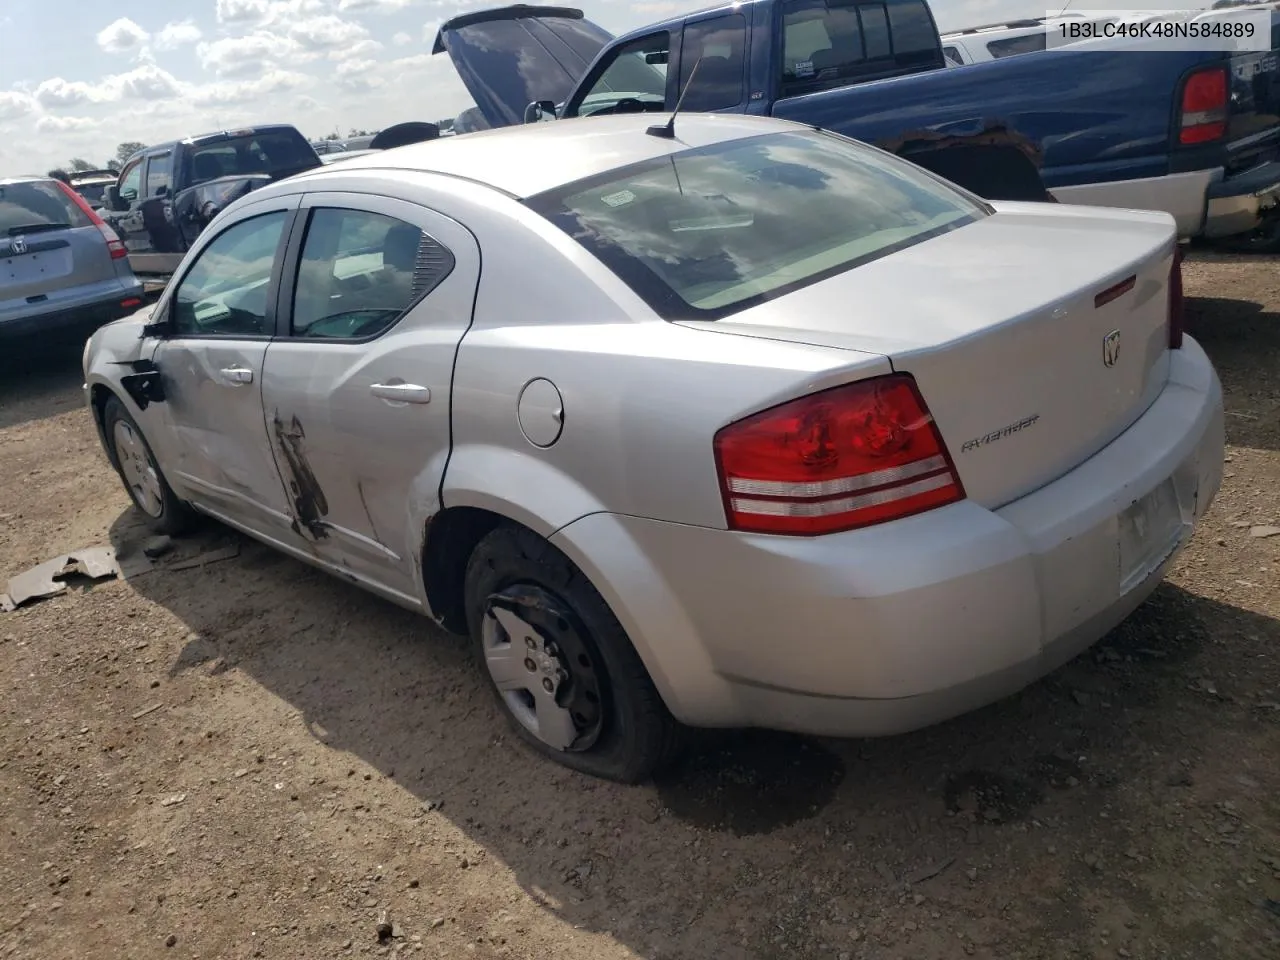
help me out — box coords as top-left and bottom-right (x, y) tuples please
(82, 113), (1225, 782)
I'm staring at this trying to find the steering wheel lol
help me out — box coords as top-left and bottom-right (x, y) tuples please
(593, 97), (652, 117)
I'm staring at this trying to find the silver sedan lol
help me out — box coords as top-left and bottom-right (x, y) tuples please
(83, 113), (1225, 782)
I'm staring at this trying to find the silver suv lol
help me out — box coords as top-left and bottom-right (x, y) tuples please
(1, 176), (145, 343)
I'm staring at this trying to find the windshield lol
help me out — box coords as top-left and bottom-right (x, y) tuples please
(526, 130), (988, 321)
(185, 131), (317, 187)
(0, 180), (92, 236)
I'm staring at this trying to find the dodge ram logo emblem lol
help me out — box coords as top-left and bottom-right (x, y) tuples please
(1102, 329), (1121, 367)
(10, 236), (27, 256)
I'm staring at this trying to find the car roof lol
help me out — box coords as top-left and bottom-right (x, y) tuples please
(283, 113), (806, 199)
(0, 175), (53, 186)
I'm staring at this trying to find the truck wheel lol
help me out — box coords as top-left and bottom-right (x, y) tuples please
(464, 524), (682, 784)
(102, 395), (195, 536)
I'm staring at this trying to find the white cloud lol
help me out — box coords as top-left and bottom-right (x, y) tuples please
(339, 0), (417, 11)
(36, 115), (100, 134)
(289, 15), (371, 52)
(155, 20), (204, 51)
(34, 78), (103, 109)
(197, 32), (304, 77)
(96, 18), (150, 55)
(392, 31), (412, 46)
(215, 0), (271, 22)
(191, 69), (311, 107)
(0, 92), (36, 122)
(108, 65), (183, 101)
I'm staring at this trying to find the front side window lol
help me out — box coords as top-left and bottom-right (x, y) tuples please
(172, 211), (287, 337)
(527, 130), (988, 322)
(146, 154), (172, 197)
(290, 208), (454, 340)
(679, 15), (747, 112)
(574, 33), (670, 117)
(942, 45), (964, 66)
(117, 162), (142, 204)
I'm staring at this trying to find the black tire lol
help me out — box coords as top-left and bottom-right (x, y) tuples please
(464, 524), (683, 783)
(1209, 222), (1280, 255)
(101, 394), (195, 536)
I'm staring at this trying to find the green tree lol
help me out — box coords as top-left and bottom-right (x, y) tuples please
(68, 157), (94, 172)
(47, 169), (71, 183)
(115, 141), (147, 166)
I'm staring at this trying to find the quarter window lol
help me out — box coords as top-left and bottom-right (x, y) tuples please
(679, 15), (747, 112)
(575, 33), (670, 117)
(986, 34), (1047, 58)
(290, 208), (454, 340)
(172, 211), (287, 337)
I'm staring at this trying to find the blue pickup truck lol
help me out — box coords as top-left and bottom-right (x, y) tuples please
(432, 0), (1280, 249)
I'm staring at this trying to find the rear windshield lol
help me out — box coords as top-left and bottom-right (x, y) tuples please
(185, 131), (317, 187)
(526, 130), (987, 321)
(0, 180), (92, 236)
(74, 183), (111, 208)
(781, 0), (942, 96)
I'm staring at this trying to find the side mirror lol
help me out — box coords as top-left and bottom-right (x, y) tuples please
(105, 185), (123, 211)
(141, 309), (172, 339)
(523, 100), (557, 124)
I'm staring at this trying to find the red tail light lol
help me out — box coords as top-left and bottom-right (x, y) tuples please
(713, 374), (966, 536)
(1168, 243), (1185, 349)
(53, 179), (128, 260)
(1179, 67), (1228, 145)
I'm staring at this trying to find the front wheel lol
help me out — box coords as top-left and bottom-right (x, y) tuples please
(102, 394), (194, 536)
(464, 525), (682, 783)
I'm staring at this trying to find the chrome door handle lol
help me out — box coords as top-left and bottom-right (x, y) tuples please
(219, 366), (254, 385)
(370, 382), (431, 404)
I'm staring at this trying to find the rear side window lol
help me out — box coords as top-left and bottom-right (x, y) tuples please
(290, 208), (454, 340)
(986, 33), (1046, 58)
(679, 15), (748, 111)
(527, 130), (987, 322)
(0, 180), (92, 235)
(781, 0), (941, 96)
(941, 45), (963, 66)
(186, 130), (316, 186)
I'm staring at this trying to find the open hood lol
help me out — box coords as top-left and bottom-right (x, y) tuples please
(432, 5), (614, 129)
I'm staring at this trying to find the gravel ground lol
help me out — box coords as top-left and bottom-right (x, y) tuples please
(0, 249), (1277, 960)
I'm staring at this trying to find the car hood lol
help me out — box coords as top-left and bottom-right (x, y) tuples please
(431, 5), (614, 128)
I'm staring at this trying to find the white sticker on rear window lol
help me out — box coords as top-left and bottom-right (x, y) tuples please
(795, 60), (815, 77)
(601, 189), (636, 208)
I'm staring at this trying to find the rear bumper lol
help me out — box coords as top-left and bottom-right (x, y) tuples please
(0, 281), (145, 341)
(550, 338), (1225, 735)
(1203, 160), (1280, 239)
(1048, 162), (1280, 241)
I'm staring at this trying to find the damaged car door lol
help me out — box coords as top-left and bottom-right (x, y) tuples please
(258, 194), (478, 607)
(147, 200), (305, 543)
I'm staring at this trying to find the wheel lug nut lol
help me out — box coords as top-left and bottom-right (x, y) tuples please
(541, 678), (554, 693)
(524, 658), (537, 672)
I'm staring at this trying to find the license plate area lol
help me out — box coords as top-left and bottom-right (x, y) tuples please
(1118, 477), (1190, 594)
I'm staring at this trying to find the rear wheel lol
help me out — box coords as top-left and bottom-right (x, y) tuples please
(464, 524), (682, 783)
(102, 394), (194, 536)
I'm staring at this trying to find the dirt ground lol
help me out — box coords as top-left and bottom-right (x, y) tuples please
(1, 249), (1277, 960)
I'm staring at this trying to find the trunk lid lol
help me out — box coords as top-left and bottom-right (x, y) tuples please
(681, 204), (1178, 509)
(431, 5), (614, 128)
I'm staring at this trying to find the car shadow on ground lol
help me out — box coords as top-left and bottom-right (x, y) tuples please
(107, 505), (1280, 957)
(1190, 294), (1279, 453)
(0, 335), (90, 432)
